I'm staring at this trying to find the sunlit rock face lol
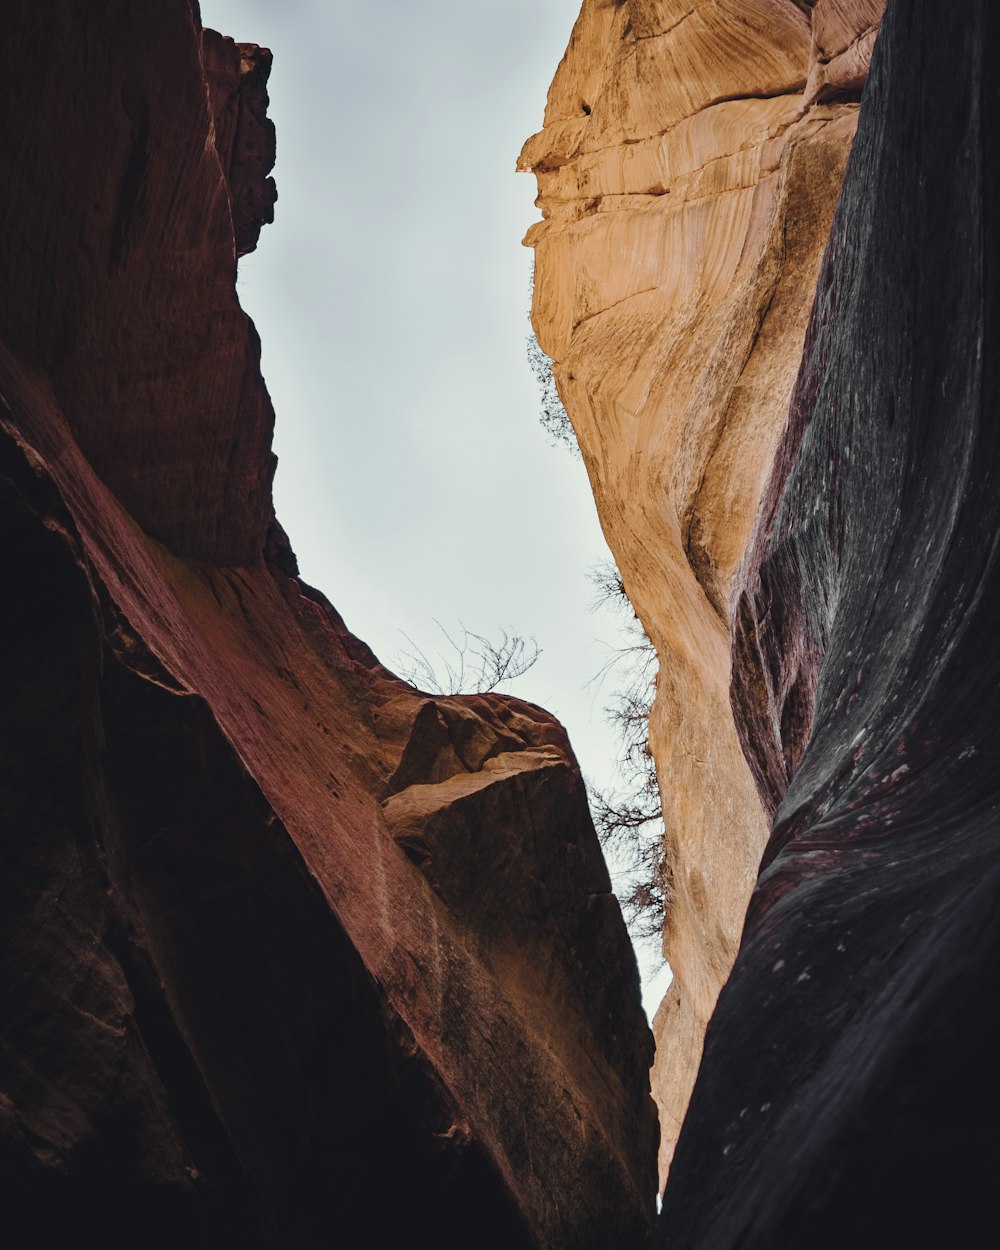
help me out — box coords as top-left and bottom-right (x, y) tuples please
(0, 4), (657, 1247)
(519, 0), (883, 1179)
(659, 1), (1000, 1242)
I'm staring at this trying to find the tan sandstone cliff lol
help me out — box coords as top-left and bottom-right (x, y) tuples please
(519, 0), (884, 1183)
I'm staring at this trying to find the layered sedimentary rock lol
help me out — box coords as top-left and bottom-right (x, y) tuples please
(0, 5), (657, 1246)
(659, 0), (1000, 1241)
(519, 0), (883, 1177)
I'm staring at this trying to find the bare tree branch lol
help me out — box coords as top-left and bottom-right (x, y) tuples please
(395, 621), (541, 695)
(585, 556), (669, 952)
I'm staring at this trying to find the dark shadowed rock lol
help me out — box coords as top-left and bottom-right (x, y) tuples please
(658, 1), (1000, 1245)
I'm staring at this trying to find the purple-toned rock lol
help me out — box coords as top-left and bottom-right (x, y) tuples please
(658, 1), (1000, 1245)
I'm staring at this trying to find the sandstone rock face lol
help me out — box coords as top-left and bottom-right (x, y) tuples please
(658, 1), (1000, 1241)
(519, 0), (883, 1178)
(0, 4), (656, 1246)
(201, 31), (278, 259)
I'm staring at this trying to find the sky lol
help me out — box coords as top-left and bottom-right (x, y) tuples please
(199, 0), (671, 1014)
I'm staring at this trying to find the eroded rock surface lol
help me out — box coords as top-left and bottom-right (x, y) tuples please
(658, 1), (1000, 1242)
(0, 4), (656, 1246)
(519, 0), (883, 1178)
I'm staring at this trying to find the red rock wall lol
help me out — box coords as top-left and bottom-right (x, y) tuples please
(0, 4), (657, 1246)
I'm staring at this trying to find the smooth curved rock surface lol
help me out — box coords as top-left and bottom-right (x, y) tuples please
(658, 0), (1000, 1243)
(0, 4), (657, 1246)
(519, 0), (883, 1179)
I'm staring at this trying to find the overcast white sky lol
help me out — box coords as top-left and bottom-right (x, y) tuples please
(200, 0), (670, 1013)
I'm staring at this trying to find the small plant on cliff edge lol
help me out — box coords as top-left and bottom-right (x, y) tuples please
(526, 331), (579, 456)
(586, 560), (671, 946)
(526, 260), (579, 455)
(394, 621), (541, 696)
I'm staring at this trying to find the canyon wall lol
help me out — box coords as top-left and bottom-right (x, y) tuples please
(659, 0), (1000, 1241)
(520, 0), (884, 1178)
(7, 3), (991, 1243)
(0, 4), (657, 1246)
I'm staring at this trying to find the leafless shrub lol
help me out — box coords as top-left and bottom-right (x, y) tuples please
(586, 560), (670, 947)
(395, 621), (541, 695)
(588, 558), (627, 610)
(590, 787), (670, 942)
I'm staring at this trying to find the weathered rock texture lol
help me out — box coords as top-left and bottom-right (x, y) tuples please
(0, 4), (656, 1246)
(519, 0), (883, 1178)
(658, 0), (1000, 1242)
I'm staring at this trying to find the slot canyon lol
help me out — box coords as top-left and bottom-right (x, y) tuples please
(2, 2), (997, 1247)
